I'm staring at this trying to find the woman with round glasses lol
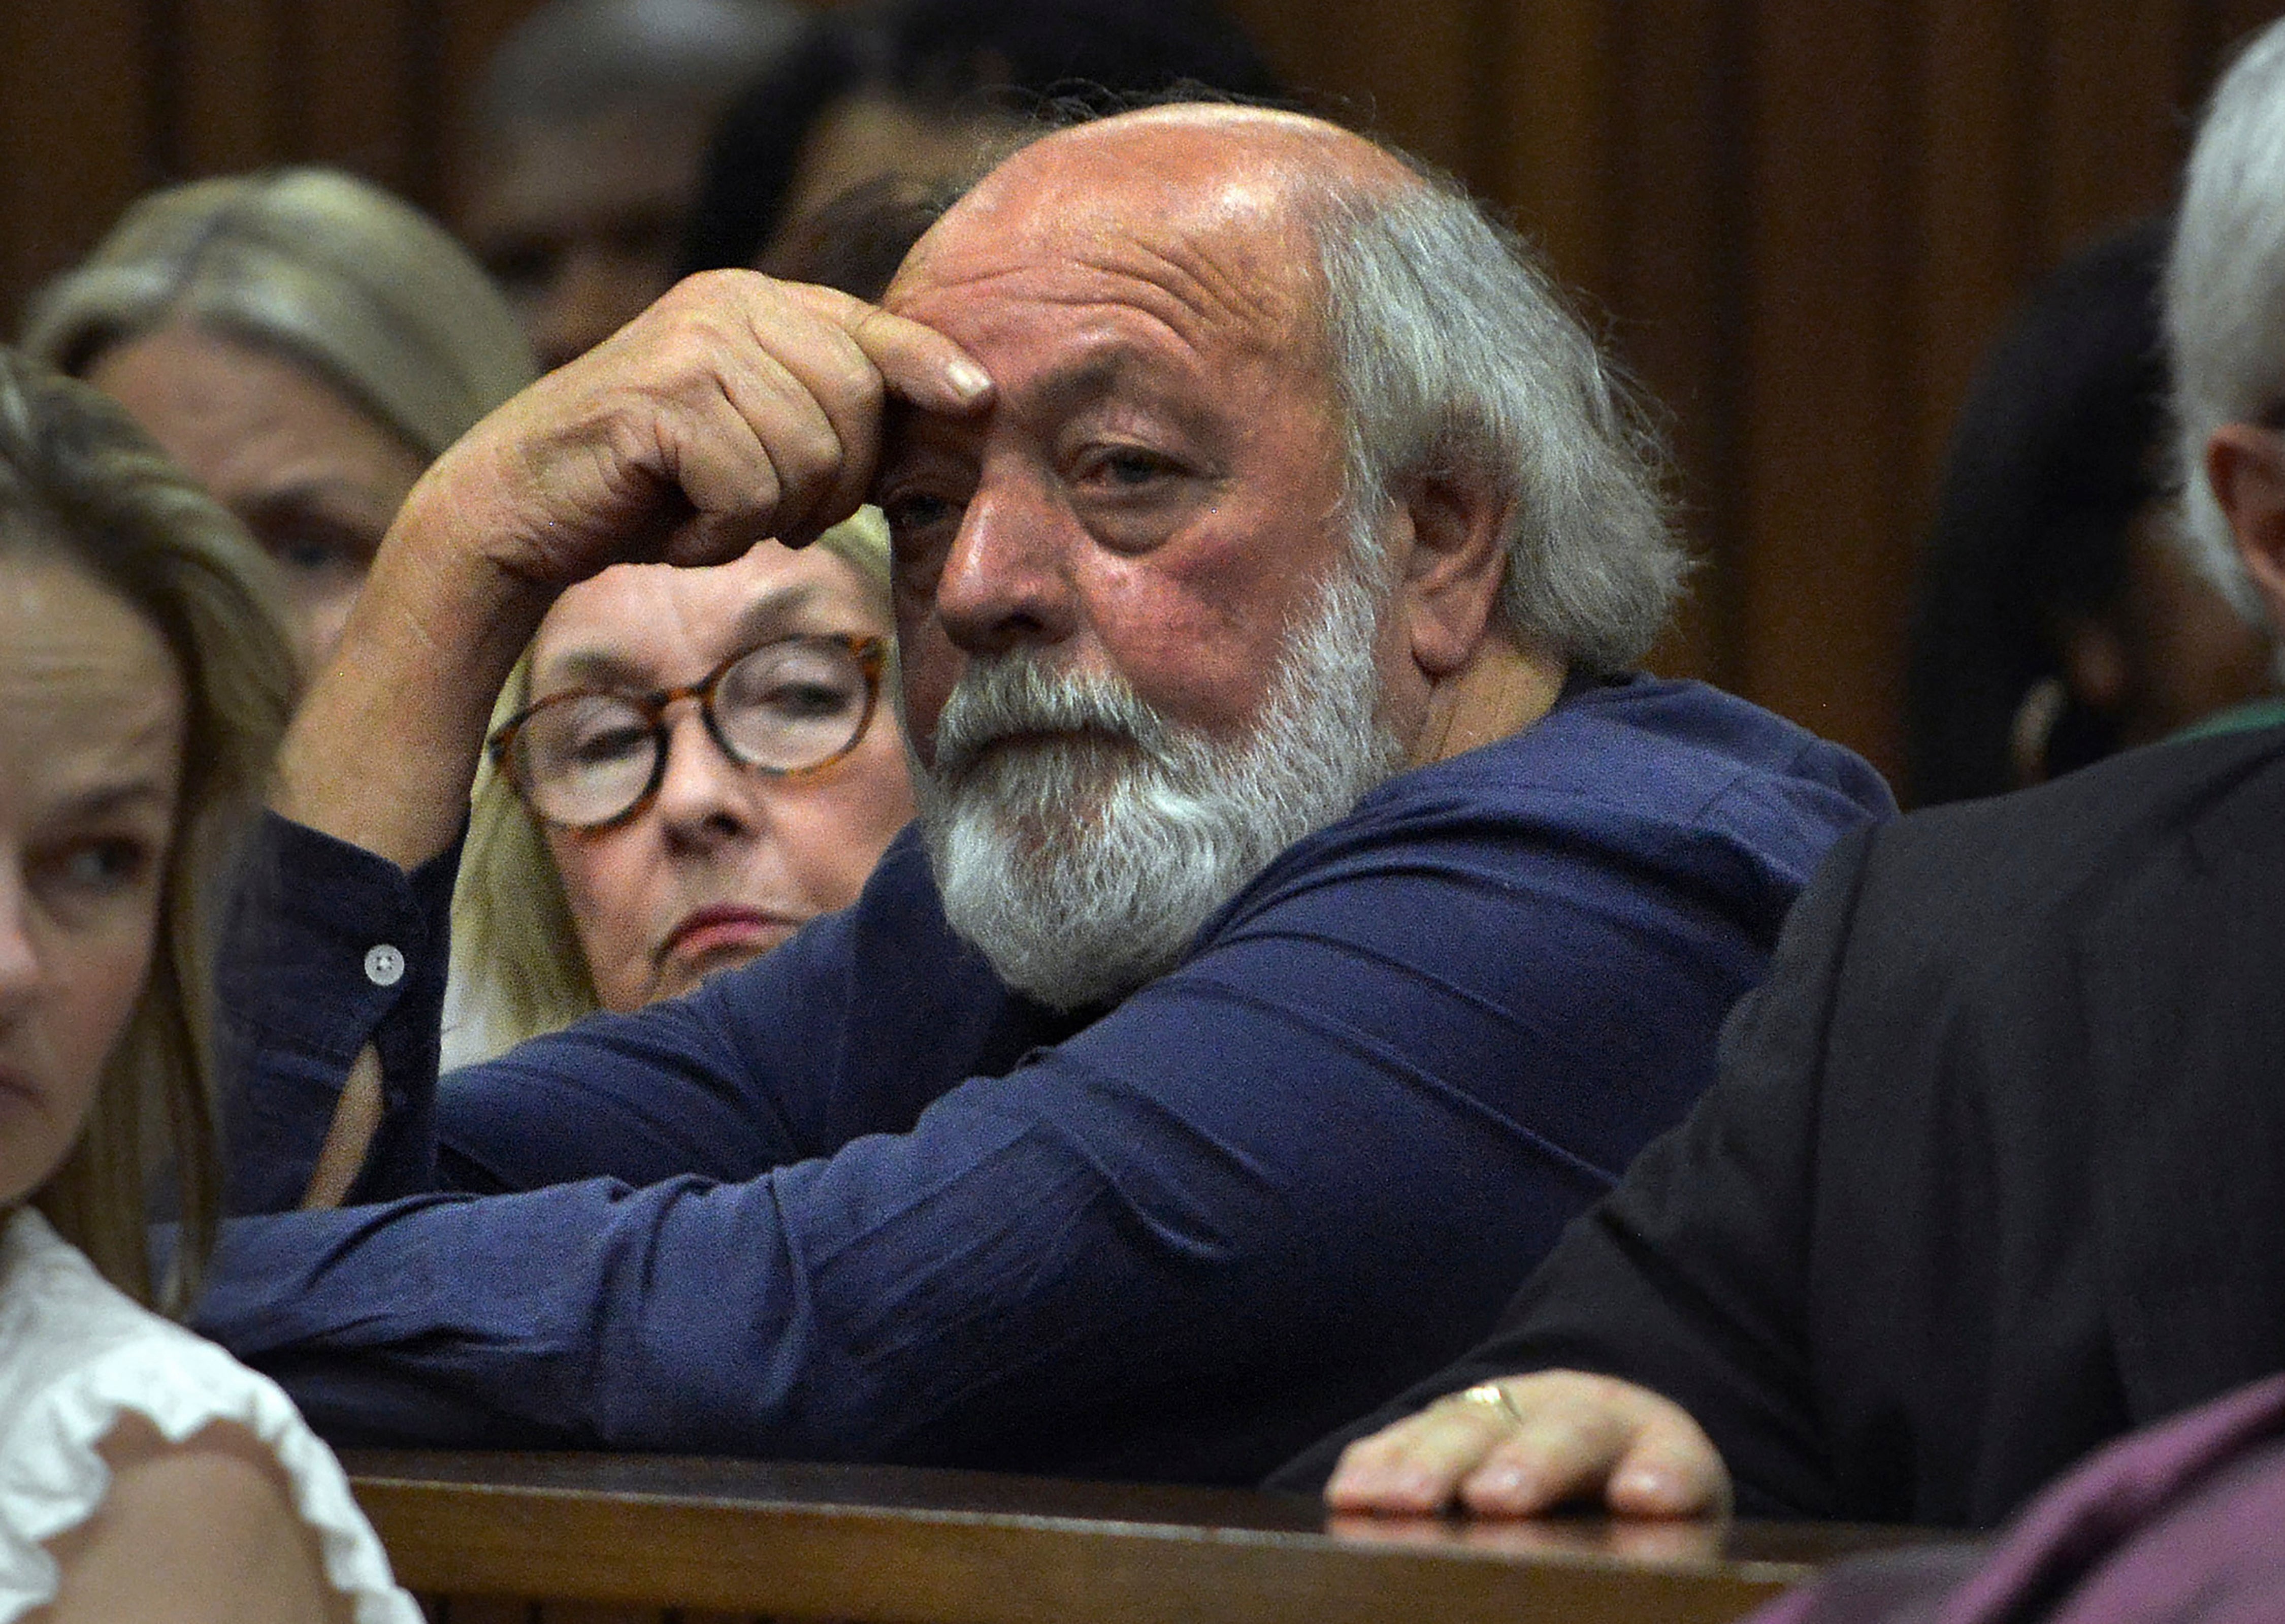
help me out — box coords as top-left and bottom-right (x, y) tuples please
(448, 513), (915, 1057)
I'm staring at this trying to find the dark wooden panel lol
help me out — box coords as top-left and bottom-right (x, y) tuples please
(1904, 0), (2037, 523)
(1739, 0), (1917, 771)
(303, 0), (422, 189)
(347, 1451), (1939, 1624)
(1488, 0), (1620, 298)
(1221, 0), (1483, 183)
(433, 0), (547, 213)
(0, 0), (154, 330)
(1608, 0), (1752, 690)
(430, 1601), (530, 1622)
(2034, 0), (2192, 259)
(174, 0), (291, 174)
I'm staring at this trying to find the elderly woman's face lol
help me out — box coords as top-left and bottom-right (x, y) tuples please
(0, 548), (183, 1206)
(527, 542), (917, 1012)
(84, 324), (426, 674)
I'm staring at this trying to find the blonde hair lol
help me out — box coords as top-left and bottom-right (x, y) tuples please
(20, 167), (534, 461)
(0, 349), (297, 1312)
(449, 511), (893, 1056)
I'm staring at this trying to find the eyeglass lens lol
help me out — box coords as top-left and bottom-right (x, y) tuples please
(514, 638), (873, 827)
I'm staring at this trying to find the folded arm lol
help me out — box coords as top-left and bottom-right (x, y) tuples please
(200, 802), (1773, 1475)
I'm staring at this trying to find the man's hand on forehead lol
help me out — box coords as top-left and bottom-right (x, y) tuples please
(422, 268), (991, 590)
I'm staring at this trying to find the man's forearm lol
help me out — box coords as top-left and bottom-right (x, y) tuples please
(273, 480), (556, 869)
(271, 270), (990, 868)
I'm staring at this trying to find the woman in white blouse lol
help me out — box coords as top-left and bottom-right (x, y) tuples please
(0, 349), (417, 1622)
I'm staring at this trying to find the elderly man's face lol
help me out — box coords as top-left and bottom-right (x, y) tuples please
(877, 119), (1369, 774)
(872, 113), (1417, 1007)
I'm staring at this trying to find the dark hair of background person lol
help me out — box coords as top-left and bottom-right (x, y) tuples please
(681, 0), (1285, 277)
(461, 0), (807, 371)
(472, 0), (802, 135)
(1902, 216), (2270, 806)
(764, 173), (953, 302)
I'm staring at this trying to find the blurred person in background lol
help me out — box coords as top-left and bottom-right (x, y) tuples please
(459, 0), (804, 369)
(682, 0), (1283, 280)
(449, 514), (915, 1062)
(21, 167), (535, 675)
(1904, 217), (2277, 807)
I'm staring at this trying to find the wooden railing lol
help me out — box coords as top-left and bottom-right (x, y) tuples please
(344, 1451), (1941, 1624)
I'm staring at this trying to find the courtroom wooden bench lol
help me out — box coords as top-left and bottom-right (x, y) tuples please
(345, 1451), (1939, 1623)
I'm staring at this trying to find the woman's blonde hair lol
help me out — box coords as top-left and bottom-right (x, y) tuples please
(0, 349), (297, 1312)
(449, 512), (894, 1057)
(20, 167), (534, 461)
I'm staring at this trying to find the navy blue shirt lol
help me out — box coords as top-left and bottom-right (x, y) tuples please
(198, 676), (1890, 1483)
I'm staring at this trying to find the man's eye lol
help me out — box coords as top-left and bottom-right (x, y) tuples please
(880, 491), (960, 537)
(1089, 449), (1178, 488)
(274, 539), (350, 573)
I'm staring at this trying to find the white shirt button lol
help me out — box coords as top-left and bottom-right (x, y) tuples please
(364, 944), (405, 987)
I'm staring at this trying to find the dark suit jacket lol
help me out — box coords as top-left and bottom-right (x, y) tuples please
(1273, 725), (2285, 1526)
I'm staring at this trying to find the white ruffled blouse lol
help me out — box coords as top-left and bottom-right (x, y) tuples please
(0, 1208), (419, 1621)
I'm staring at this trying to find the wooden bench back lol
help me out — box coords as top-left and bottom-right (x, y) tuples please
(347, 1451), (1933, 1623)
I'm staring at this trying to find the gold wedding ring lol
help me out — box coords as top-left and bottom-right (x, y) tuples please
(1456, 1381), (1526, 1428)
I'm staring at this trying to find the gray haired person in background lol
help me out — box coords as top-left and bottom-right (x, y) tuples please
(23, 167), (535, 672)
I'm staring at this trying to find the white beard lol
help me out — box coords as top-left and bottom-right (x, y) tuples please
(914, 561), (1404, 1010)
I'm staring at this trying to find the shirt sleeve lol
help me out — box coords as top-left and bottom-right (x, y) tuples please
(1265, 824), (1877, 1514)
(216, 813), (462, 1213)
(193, 792), (1823, 1480)
(214, 812), (915, 1210)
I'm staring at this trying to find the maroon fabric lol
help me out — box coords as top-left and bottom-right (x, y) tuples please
(1755, 1373), (2285, 1624)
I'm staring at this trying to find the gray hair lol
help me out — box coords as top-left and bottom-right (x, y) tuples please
(1305, 166), (1685, 671)
(2167, 17), (2285, 625)
(474, 0), (803, 134)
(21, 168), (534, 463)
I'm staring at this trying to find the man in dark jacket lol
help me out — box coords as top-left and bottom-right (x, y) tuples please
(1283, 13), (2285, 1529)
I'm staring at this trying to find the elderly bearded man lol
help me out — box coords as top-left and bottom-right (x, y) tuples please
(197, 105), (1887, 1480)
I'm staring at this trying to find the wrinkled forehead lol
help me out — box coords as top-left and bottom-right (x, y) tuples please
(885, 109), (1391, 354)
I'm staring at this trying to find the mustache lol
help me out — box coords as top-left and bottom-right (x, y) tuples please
(928, 658), (1170, 776)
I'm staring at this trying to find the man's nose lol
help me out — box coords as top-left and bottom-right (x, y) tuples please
(650, 707), (759, 848)
(930, 472), (1081, 658)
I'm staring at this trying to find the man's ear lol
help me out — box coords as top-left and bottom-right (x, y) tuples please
(1389, 470), (1511, 677)
(2207, 423), (2285, 627)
